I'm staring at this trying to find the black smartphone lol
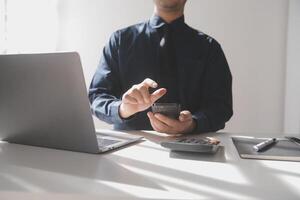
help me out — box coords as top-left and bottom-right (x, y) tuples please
(151, 103), (181, 119)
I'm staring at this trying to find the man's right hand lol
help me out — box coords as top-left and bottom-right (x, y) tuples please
(119, 78), (167, 119)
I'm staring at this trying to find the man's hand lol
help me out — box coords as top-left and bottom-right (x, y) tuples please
(119, 78), (167, 119)
(147, 110), (196, 135)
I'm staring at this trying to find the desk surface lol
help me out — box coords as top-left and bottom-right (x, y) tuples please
(0, 131), (299, 200)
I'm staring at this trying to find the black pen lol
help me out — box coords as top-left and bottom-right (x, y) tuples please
(253, 138), (277, 152)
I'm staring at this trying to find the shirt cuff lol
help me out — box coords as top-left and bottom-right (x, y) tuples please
(192, 111), (211, 133)
(110, 100), (137, 124)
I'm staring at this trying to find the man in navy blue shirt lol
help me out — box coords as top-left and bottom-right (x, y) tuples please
(89, 0), (233, 135)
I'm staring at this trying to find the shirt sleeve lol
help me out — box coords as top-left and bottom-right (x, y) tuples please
(192, 41), (233, 133)
(88, 31), (126, 124)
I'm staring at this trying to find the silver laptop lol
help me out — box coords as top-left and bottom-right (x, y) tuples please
(0, 52), (143, 153)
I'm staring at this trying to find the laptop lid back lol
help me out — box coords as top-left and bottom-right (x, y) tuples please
(0, 52), (99, 153)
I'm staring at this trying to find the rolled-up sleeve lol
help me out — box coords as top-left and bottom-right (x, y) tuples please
(89, 31), (126, 124)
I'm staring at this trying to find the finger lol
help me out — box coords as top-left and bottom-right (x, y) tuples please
(179, 115), (192, 122)
(142, 78), (158, 89)
(150, 88), (167, 103)
(147, 112), (163, 132)
(147, 112), (172, 133)
(180, 110), (192, 116)
(179, 110), (193, 122)
(154, 113), (179, 127)
(206, 137), (220, 145)
(169, 133), (183, 138)
(138, 84), (151, 104)
(130, 87), (144, 104)
(122, 93), (138, 104)
(148, 113), (180, 135)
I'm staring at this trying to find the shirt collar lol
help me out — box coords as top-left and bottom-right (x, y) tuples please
(149, 14), (185, 29)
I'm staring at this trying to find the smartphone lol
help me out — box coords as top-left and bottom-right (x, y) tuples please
(151, 103), (181, 119)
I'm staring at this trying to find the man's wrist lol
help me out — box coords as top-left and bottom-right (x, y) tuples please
(119, 103), (135, 119)
(187, 119), (197, 133)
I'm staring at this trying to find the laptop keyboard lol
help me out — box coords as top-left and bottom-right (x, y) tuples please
(97, 138), (121, 147)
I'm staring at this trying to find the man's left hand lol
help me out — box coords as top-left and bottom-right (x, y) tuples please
(147, 110), (196, 135)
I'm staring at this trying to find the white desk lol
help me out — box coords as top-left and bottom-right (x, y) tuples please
(0, 131), (299, 200)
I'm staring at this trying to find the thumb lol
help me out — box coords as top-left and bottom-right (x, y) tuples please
(150, 88), (167, 103)
(179, 110), (192, 122)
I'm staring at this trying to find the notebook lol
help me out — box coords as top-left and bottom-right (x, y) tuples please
(232, 136), (300, 162)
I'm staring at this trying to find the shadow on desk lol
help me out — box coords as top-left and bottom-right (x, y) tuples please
(0, 142), (165, 192)
(1, 132), (299, 199)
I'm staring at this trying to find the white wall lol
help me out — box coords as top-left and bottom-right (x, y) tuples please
(284, 0), (300, 135)
(57, 0), (154, 129)
(57, 0), (289, 133)
(0, 0), (5, 53)
(2, 0), (58, 53)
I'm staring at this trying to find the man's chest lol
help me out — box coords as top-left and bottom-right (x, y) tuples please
(118, 34), (207, 90)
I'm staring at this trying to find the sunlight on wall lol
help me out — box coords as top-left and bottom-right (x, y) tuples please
(1, 0), (58, 54)
(0, 0), (6, 53)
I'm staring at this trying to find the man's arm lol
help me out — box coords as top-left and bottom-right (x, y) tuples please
(146, 41), (232, 135)
(89, 32), (166, 125)
(193, 41), (233, 132)
(89, 31), (125, 124)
